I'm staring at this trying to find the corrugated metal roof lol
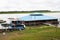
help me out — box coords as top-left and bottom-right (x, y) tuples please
(19, 14), (57, 21)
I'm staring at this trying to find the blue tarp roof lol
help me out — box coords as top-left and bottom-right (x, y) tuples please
(19, 14), (57, 21)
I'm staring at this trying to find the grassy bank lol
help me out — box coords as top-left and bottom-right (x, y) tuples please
(0, 11), (60, 14)
(0, 12), (45, 14)
(0, 26), (60, 40)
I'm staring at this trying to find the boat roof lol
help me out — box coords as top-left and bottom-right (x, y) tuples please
(19, 13), (57, 21)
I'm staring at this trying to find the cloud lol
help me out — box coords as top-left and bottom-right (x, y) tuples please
(0, 0), (60, 11)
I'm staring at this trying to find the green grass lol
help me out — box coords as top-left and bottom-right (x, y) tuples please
(0, 26), (60, 40)
(0, 11), (60, 14)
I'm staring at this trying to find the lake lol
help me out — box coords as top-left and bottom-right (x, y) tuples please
(0, 13), (60, 27)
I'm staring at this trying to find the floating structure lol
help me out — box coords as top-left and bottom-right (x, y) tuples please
(18, 13), (59, 26)
(0, 13), (59, 32)
(0, 18), (25, 32)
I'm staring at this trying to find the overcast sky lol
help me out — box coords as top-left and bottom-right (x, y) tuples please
(0, 0), (60, 11)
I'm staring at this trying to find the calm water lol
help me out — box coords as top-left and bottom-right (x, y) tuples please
(0, 13), (60, 27)
(43, 13), (60, 21)
(43, 13), (60, 27)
